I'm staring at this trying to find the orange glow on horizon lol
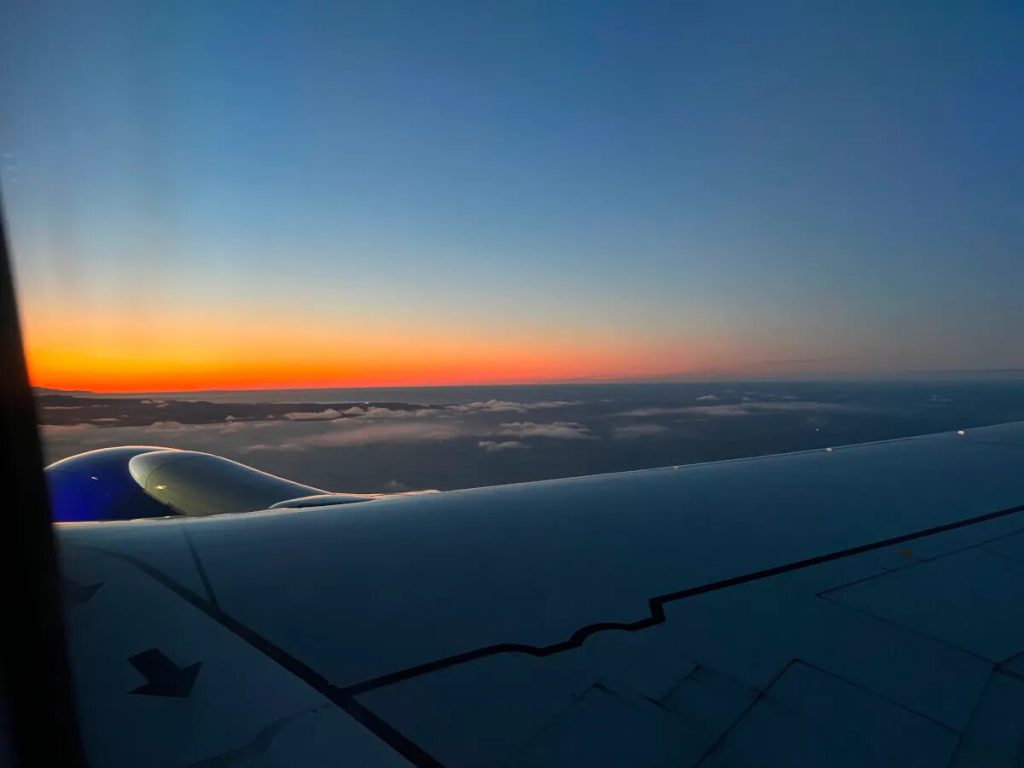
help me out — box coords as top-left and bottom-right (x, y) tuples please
(21, 306), (726, 392)
(25, 349), (708, 393)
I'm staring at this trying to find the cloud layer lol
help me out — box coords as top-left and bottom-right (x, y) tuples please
(478, 440), (529, 452)
(497, 421), (594, 439)
(446, 399), (577, 414)
(614, 423), (670, 439)
(38, 383), (1004, 496)
(617, 400), (867, 418)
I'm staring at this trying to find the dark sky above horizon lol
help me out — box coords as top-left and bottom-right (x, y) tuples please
(3, 1), (1023, 389)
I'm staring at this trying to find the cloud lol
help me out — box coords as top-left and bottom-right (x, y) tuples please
(143, 421), (190, 431)
(684, 405), (753, 417)
(498, 421), (594, 440)
(616, 406), (698, 417)
(448, 400), (525, 413)
(238, 443), (274, 453)
(41, 423), (99, 436)
(285, 421), (467, 449)
(478, 440), (529, 452)
(688, 401), (869, 417)
(695, 394), (720, 401)
(614, 423), (670, 439)
(220, 419), (256, 433)
(618, 401), (867, 418)
(341, 406), (373, 416)
(342, 405), (433, 419)
(283, 408), (342, 421)
(447, 399), (577, 414)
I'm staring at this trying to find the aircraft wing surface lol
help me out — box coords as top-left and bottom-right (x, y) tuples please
(55, 422), (1024, 766)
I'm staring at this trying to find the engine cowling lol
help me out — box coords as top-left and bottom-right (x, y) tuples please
(45, 446), (368, 521)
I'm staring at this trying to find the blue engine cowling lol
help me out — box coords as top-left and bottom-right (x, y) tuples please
(44, 445), (353, 522)
(46, 446), (175, 522)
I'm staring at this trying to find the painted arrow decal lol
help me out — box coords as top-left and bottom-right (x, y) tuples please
(128, 649), (202, 697)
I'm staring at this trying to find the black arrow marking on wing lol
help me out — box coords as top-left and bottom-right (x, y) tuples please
(128, 648), (202, 697)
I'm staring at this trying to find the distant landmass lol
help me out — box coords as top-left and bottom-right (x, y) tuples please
(32, 386), (96, 396)
(35, 393), (430, 428)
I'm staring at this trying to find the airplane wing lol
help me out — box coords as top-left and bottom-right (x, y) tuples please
(54, 421), (1024, 767)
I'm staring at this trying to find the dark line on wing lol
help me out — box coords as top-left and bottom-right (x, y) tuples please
(693, 658), (795, 766)
(181, 528), (220, 610)
(343, 501), (1024, 697)
(83, 545), (444, 768)
(817, 525), (1024, 599)
(789, 659), (958, 733)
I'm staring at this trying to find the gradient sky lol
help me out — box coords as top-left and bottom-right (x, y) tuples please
(2, 0), (1023, 390)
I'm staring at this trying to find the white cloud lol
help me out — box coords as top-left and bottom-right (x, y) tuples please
(614, 423), (670, 439)
(41, 423), (98, 436)
(286, 421), (467, 449)
(342, 405), (433, 419)
(695, 394), (720, 401)
(618, 401), (867, 418)
(220, 420), (255, 433)
(239, 443), (274, 453)
(686, 405), (752, 417)
(144, 421), (190, 431)
(448, 400), (526, 413)
(498, 421), (594, 440)
(447, 399), (577, 414)
(616, 406), (695, 417)
(283, 408), (342, 421)
(478, 440), (529, 452)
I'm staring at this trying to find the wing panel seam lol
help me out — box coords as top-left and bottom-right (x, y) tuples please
(344, 501), (1024, 696)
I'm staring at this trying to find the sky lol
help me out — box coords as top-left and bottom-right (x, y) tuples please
(2, 0), (1023, 391)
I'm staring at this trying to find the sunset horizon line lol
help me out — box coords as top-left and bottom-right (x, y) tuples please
(31, 366), (1024, 396)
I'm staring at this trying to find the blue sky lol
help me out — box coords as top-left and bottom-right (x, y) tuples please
(2, 0), (1023, 388)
